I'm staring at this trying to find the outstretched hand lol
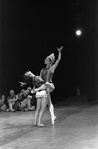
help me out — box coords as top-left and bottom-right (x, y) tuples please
(31, 88), (38, 93)
(31, 89), (35, 93)
(19, 82), (26, 87)
(57, 46), (63, 52)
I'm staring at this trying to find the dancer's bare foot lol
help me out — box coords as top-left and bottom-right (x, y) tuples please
(37, 123), (45, 127)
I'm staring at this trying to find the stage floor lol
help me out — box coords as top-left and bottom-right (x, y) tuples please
(0, 102), (98, 149)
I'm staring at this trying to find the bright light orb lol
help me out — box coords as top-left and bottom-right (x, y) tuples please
(76, 30), (82, 36)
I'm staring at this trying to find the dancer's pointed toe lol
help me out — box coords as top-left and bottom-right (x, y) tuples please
(51, 115), (56, 125)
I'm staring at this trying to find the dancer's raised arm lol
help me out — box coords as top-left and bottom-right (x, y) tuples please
(51, 46), (63, 73)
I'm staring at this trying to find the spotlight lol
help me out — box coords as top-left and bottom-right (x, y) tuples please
(76, 29), (82, 36)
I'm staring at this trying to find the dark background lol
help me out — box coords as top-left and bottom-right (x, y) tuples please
(0, 1), (97, 103)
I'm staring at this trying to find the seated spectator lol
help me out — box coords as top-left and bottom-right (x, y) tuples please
(27, 87), (36, 109)
(0, 95), (7, 111)
(17, 88), (35, 111)
(6, 90), (18, 112)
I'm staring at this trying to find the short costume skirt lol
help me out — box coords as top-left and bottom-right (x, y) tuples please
(44, 82), (55, 92)
(36, 90), (47, 98)
(35, 82), (55, 98)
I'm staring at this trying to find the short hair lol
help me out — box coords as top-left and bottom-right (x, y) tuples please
(10, 90), (15, 94)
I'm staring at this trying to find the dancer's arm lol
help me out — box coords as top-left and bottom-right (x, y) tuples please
(51, 46), (63, 73)
(20, 82), (27, 87)
(31, 86), (35, 93)
(34, 84), (46, 92)
(31, 85), (46, 93)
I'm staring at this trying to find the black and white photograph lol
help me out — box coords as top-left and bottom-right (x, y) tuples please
(0, 0), (97, 149)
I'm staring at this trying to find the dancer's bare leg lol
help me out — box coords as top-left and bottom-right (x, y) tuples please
(48, 93), (56, 124)
(37, 97), (48, 126)
(33, 98), (41, 126)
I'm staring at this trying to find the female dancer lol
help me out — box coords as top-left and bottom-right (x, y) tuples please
(33, 46), (63, 126)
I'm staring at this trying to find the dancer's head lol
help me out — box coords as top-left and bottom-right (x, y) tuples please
(23, 71), (35, 82)
(45, 53), (55, 68)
